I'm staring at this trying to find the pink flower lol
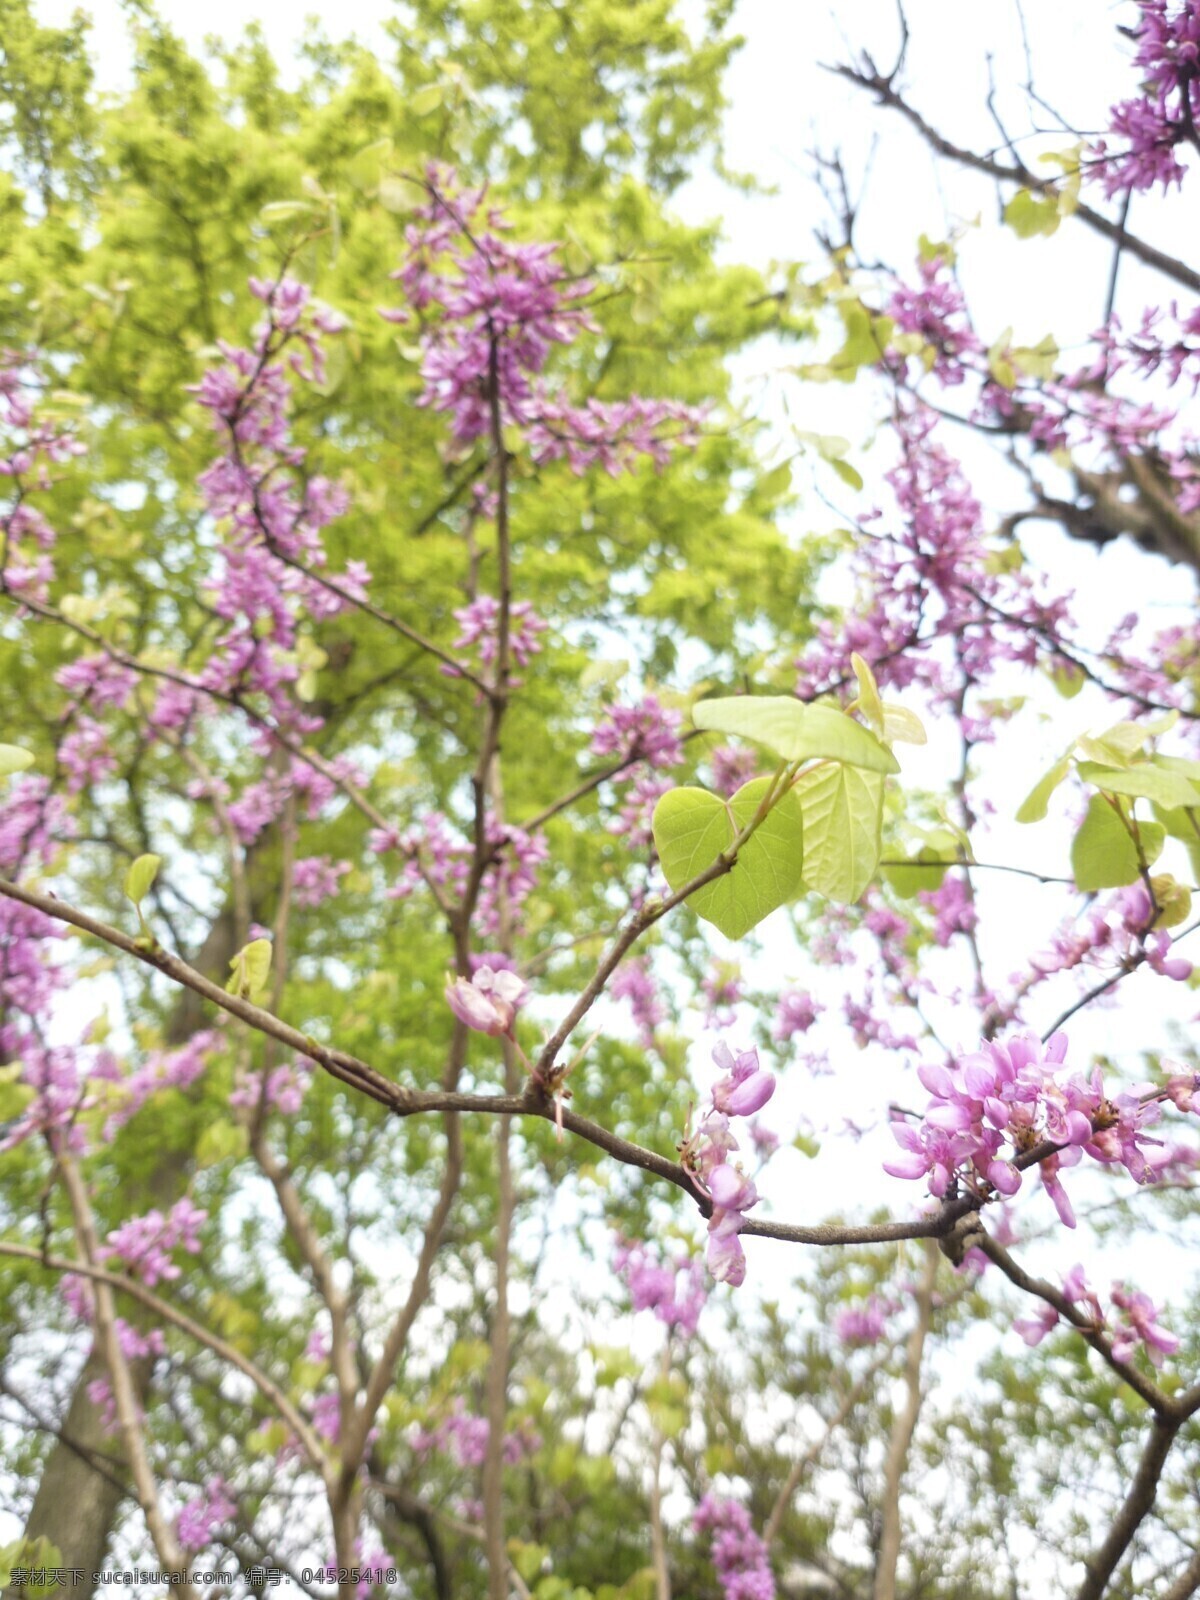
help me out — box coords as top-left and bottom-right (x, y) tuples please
(834, 1295), (890, 1346)
(445, 962), (529, 1036)
(710, 1041), (775, 1118)
(772, 988), (820, 1043)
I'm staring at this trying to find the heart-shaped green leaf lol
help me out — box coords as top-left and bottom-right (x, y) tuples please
(692, 696), (898, 774)
(652, 777), (804, 939)
(793, 763), (884, 903)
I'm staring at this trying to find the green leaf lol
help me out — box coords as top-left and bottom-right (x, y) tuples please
(0, 1061), (34, 1122)
(123, 853), (162, 908)
(0, 1538), (63, 1594)
(1003, 189), (1061, 238)
(196, 1119), (250, 1167)
(1077, 712), (1175, 767)
(507, 1542), (550, 1585)
(1071, 795), (1140, 891)
(1149, 875), (1192, 929)
(792, 763), (884, 904)
(1016, 755), (1071, 823)
(1076, 761), (1200, 810)
(1136, 820), (1167, 869)
(830, 455), (864, 491)
(226, 938), (273, 1001)
(1047, 660), (1084, 698)
(850, 652), (884, 736)
(652, 778), (805, 939)
(410, 83), (444, 115)
(881, 702), (927, 745)
(692, 696), (899, 774)
(1010, 334), (1059, 380)
(883, 849), (953, 898)
(0, 744), (34, 777)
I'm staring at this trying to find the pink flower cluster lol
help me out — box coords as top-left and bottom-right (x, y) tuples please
(680, 1042), (776, 1287)
(590, 695), (684, 770)
(176, 1477), (237, 1552)
(1089, 0), (1200, 196)
(918, 874), (978, 948)
(833, 1295), (891, 1347)
(450, 595), (548, 674)
(702, 962), (744, 1028)
(887, 254), (983, 386)
(292, 855), (352, 908)
(795, 403), (1071, 711)
(0, 351), (86, 603)
(709, 744), (759, 797)
(101, 1029), (221, 1139)
(1028, 882), (1193, 986)
(772, 988), (821, 1043)
(190, 276), (368, 735)
(1014, 1263), (1180, 1367)
(0, 777), (94, 1154)
(608, 770), (673, 852)
(229, 1060), (309, 1118)
(693, 1494), (775, 1600)
(387, 810), (547, 938)
(612, 1238), (708, 1337)
(411, 1399), (540, 1468)
(387, 166), (704, 474)
(610, 956), (665, 1046)
(100, 1197), (207, 1287)
(884, 1032), (1190, 1227)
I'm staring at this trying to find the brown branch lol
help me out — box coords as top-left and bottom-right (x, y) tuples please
(56, 1156), (195, 1588)
(1160, 1546), (1200, 1600)
(833, 63), (1200, 295)
(0, 1240), (326, 1470)
(1075, 1414), (1181, 1600)
(975, 1230), (1173, 1417)
(0, 874), (1053, 1254)
(873, 1241), (937, 1600)
(764, 1355), (886, 1549)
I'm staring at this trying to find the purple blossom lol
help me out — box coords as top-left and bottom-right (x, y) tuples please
(608, 770), (673, 852)
(384, 169), (704, 472)
(100, 1198), (206, 1287)
(412, 1399), (540, 1469)
(450, 595), (547, 673)
(679, 1042), (777, 1287)
(884, 1031), (1175, 1226)
(710, 1041), (776, 1118)
(888, 254), (984, 386)
(1110, 1282), (1181, 1365)
(176, 1478), (236, 1552)
(445, 962), (529, 1037)
(591, 695), (684, 770)
(1088, 1), (1200, 197)
(833, 1295), (890, 1347)
(702, 962), (744, 1028)
(612, 1238), (708, 1336)
(772, 988), (821, 1043)
(693, 1494), (775, 1600)
(709, 744), (758, 797)
(610, 957), (665, 1046)
(292, 855), (352, 908)
(918, 874), (978, 948)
